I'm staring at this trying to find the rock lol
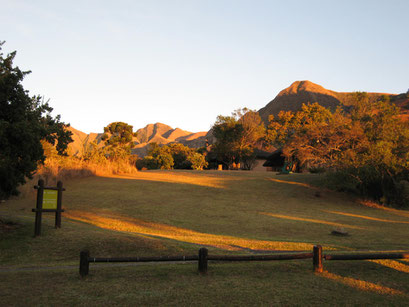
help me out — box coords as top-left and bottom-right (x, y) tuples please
(331, 228), (349, 236)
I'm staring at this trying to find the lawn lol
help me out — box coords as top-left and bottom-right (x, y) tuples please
(1, 170), (409, 305)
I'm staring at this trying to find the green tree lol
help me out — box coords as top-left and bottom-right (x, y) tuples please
(211, 108), (265, 169)
(0, 42), (72, 199)
(142, 143), (174, 170)
(165, 143), (208, 170)
(166, 143), (193, 169)
(140, 143), (208, 170)
(188, 152), (208, 170)
(101, 121), (136, 159)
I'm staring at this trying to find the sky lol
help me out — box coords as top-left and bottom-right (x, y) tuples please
(1, 0), (408, 134)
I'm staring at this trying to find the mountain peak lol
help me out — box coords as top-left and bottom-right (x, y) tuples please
(279, 80), (333, 96)
(258, 80), (341, 124)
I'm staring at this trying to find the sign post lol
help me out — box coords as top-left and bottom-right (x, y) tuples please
(32, 179), (65, 237)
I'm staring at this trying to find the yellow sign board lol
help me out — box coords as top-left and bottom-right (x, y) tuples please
(42, 189), (58, 209)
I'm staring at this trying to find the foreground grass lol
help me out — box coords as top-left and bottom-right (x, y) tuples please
(1, 261), (409, 306)
(1, 170), (409, 305)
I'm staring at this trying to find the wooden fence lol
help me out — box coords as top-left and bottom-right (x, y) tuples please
(79, 246), (409, 277)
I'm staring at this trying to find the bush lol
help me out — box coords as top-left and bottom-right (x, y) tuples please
(326, 166), (409, 208)
(308, 167), (326, 174)
(139, 143), (207, 170)
(189, 152), (208, 170)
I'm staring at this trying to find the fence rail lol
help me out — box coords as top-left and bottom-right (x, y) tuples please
(324, 252), (409, 261)
(90, 255), (199, 263)
(208, 253), (313, 262)
(79, 246), (409, 277)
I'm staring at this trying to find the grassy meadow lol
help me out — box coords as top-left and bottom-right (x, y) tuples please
(1, 170), (409, 305)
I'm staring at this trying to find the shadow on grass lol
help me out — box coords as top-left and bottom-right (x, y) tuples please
(64, 209), (317, 252)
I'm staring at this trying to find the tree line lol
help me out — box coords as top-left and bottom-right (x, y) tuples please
(264, 94), (409, 207)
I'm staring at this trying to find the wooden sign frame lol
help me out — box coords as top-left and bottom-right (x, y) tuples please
(32, 179), (65, 237)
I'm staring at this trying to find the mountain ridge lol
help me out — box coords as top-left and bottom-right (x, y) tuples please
(257, 80), (404, 124)
(67, 123), (208, 157)
(67, 80), (408, 157)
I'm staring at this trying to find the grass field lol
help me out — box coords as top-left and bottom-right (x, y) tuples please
(1, 170), (409, 306)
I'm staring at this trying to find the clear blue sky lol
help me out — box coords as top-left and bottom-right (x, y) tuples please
(1, 0), (408, 133)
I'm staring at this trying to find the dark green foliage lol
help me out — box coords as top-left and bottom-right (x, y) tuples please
(0, 42), (72, 199)
(102, 122), (136, 159)
(210, 108), (265, 169)
(142, 143), (174, 170)
(139, 143), (207, 170)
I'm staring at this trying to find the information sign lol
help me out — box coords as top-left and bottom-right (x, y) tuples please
(42, 189), (58, 209)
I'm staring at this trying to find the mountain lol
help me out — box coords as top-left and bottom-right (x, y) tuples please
(258, 80), (400, 124)
(66, 81), (408, 157)
(258, 81), (341, 123)
(132, 123), (208, 157)
(67, 123), (208, 158)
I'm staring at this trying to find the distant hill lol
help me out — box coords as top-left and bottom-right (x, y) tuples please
(132, 123), (208, 156)
(67, 123), (208, 158)
(258, 80), (404, 124)
(67, 81), (408, 157)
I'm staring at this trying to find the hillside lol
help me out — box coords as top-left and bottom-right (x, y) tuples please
(258, 80), (402, 124)
(67, 123), (208, 158)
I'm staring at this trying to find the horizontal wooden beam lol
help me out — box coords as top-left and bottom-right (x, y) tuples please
(88, 255), (199, 263)
(324, 252), (409, 260)
(32, 209), (65, 213)
(34, 185), (66, 191)
(208, 253), (313, 261)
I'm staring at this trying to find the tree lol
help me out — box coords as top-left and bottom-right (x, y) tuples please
(211, 108), (265, 169)
(266, 96), (409, 207)
(0, 42), (72, 199)
(166, 143), (193, 169)
(188, 152), (208, 170)
(266, 102), (366, 169)
(140, 143), (208, 170)
(142, 143), (174, 170)
(165, 143), (208, 170)
(101, 121), (136, 159)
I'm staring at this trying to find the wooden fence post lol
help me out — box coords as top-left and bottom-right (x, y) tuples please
(34, 179), (44, 237)
(313, 245), (323, 273)
(80, 250), (90, 277)
(55, 181), (63, 228)
(198, 248), (208, 274)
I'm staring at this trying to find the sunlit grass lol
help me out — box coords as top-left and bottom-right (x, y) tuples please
(268, 177), (319, 189)
(260, 212), (365, 230)
(65, 210), (314, 251)
(370, 259), (409, 273)
(358, 199), (409, 218)
(319, 270), (406, 296)
(102, 170), (231, 188)
(325, 210), (409, 224)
